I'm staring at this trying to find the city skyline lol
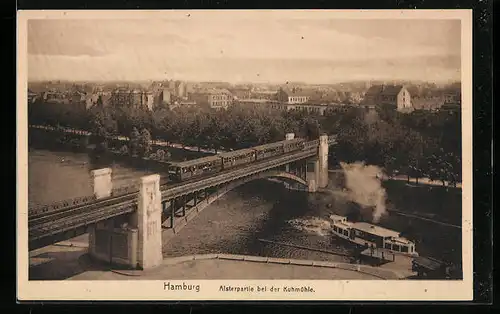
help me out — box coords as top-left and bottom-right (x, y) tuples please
(28, 12), (461, 84)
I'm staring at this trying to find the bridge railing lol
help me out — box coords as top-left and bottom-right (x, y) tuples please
(29, 194), (98, 218)
(30, 148), (321, 241)
(110, 184), (141, 197)
(28, 133), (336, 219)
(304, 139), (319, 150)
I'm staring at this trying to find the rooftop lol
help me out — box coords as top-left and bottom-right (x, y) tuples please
(289, 103), (330, 108)
(330, 214), (347, 222)
(208, 88), (232, 95)
(352, 222), (401, 238)
(237, 99), (276, 103)
(365, 84), (405, 98)
(252, 90), (278, 95)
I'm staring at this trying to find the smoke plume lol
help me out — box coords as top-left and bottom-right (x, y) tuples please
(340, 161), (388, 223)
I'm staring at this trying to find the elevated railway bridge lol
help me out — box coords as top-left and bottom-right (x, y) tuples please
(28, 133), (337, 269)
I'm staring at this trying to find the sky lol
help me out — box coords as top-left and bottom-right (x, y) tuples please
(27, 13), (462, 84)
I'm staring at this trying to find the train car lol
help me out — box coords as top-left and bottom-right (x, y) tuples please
(252, 141), (286, 161)
(168, 155), (223, 182)
(283, 138), (305, 153)
(219, 148), (256, 170)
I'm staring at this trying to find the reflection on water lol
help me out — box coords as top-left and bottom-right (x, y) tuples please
(28, 149), (463, 278)
(164, 176), (463, 275)
(28, 149), (156, 208)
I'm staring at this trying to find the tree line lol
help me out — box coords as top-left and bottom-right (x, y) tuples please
(28, 100), (461, 186)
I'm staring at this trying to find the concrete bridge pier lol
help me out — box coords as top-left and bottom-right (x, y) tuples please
(133, 174), (163, 269)
(88, 168), (113, 263)
(318, 134), (329, 188)
(90, 168), (112, 199)
(306, 159), (320, 192)
(284, 132), (295, 173)
(304, 134), (329, 192)
(88, 170), (163, 270)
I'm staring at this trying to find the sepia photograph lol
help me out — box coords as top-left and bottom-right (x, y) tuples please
(17, 9), (473, 301)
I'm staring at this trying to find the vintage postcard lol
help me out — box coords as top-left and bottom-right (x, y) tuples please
(17, 9), (473, 301)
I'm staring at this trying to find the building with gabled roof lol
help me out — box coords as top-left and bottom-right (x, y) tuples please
(188, 88), (233, 110)
(361, 84), (413, 113)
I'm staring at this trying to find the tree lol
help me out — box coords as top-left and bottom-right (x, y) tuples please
(405, 131), (426, 184)
(118, 144), (129, 156)
(302, 116), (321, 140)
(152, 149), (171, 161)
(138, 128), (152, 158)
(129, 127), (140, 156)
(88, 107), (117, 152)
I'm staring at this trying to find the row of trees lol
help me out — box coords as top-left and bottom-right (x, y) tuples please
(322, 106), (461, 186)
(31, 103), (321, 151)
(114, 127), (172, 161)
(28, 100), (461, 186)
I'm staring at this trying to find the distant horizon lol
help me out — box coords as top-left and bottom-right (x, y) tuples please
(27, 77), (461, 86)
(28, 15), (462, 84)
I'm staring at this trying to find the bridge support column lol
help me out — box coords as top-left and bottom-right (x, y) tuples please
(306, 158), (319, 193)
(88, 167), (118, 267)
(134, 174), (163, 270)
(284, 133), (295, 173)
(318, 134), (329, 188)
(91, 168), (112, 199)
(88, 219), (138, 269)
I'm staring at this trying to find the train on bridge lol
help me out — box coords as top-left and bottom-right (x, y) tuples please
(168, 138), (306, 182)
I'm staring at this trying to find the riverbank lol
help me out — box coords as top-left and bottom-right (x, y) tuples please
(328, 169), (462, 189)
(29, 124), (225, 155)
(68, 253), (405, 280)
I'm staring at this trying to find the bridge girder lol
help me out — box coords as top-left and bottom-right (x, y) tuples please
(28, 135), (337, 249)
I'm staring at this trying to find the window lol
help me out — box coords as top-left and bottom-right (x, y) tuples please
(333, 226), (337, 232)
(343, 230), (348, 236)
(384, 243), (391, 249)
(393, 244), (400, 251)
(402, 246), (409, 253)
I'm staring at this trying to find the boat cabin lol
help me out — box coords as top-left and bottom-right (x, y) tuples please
(351, 222), (417, 255)
(330, 215), (355, 240)
(329, 215), (418, 256)
(383, 235), (417, 255)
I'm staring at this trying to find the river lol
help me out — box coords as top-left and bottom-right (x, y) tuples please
(28, 149), (463, 278)
(28, 148), (158, 208)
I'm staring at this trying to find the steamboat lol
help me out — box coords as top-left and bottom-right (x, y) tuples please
(329, 214), (419, 257)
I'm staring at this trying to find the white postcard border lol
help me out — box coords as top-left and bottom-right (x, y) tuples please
(17, 9), (473, 301)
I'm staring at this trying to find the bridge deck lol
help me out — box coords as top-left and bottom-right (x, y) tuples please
(28, 137), (337, 249)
